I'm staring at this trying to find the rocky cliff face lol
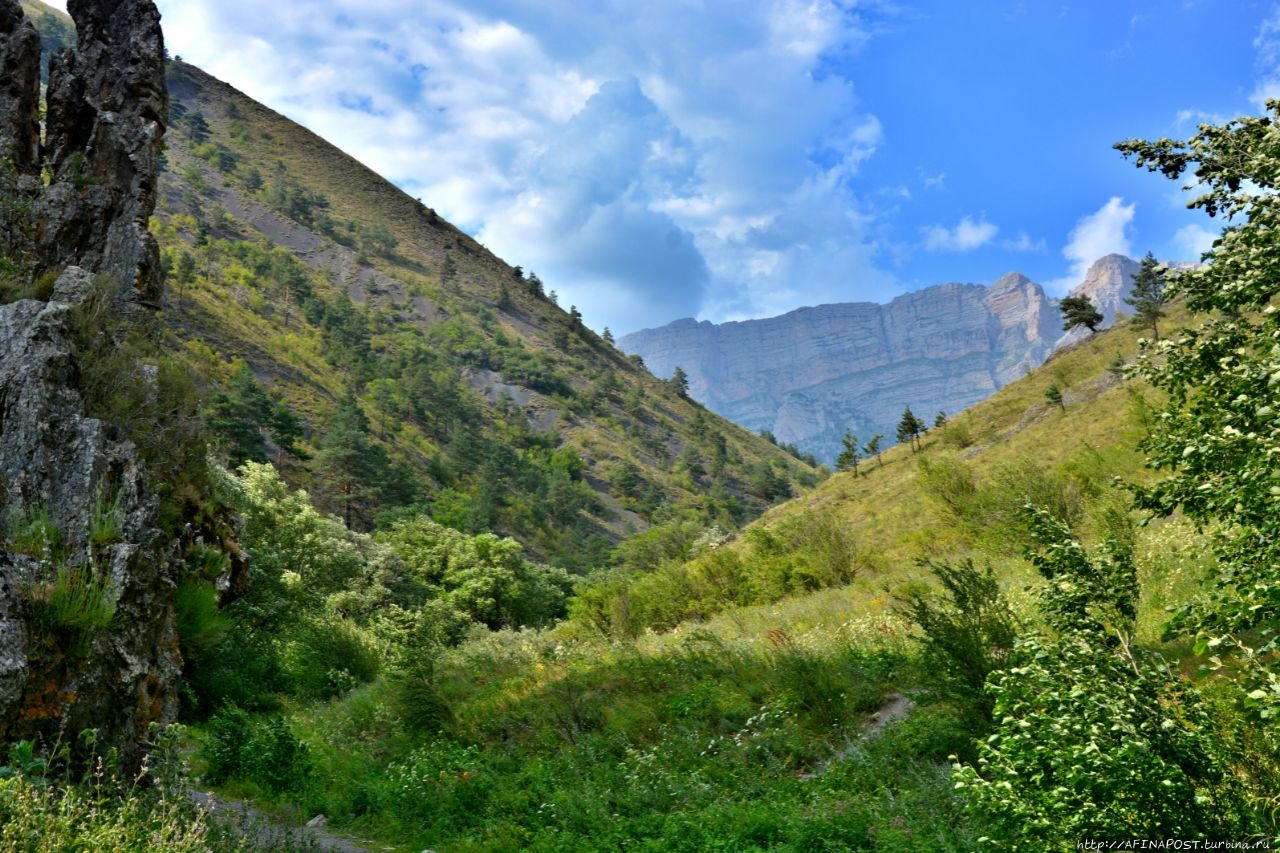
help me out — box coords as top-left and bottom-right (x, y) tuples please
(0, 0), (181, 769)
(1065, 253), (1140, 329)
(620, 270), (1067, 463)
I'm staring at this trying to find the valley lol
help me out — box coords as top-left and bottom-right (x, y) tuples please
(0, 1), (1277, 851)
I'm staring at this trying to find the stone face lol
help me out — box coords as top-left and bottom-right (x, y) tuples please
(1065, 253), (1140, 330)
(5, 0), (168, 307)
(0, 0), (175, 770)
(0, 276), (180, 764)
(0, 0), (41, 174)
(620, 271), (1068, 463)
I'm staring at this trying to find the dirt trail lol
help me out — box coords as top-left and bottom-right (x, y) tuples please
(189, 790), (389, 852)
(800, 691), (915, 781)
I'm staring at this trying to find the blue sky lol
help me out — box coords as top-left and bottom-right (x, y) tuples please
(45, 0), (1280, 335)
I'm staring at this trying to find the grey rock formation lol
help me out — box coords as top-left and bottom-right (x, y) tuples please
(620, 271), (1065, 463)
(3, 0), (167, 307)
(1064, 253), (1141, 331)
(0, 0), (178, 770)
(0, 271), (180, 762)
(0, 0), (41, 174)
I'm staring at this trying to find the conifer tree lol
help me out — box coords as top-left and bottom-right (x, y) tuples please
(836, 429), (860, 474)
(1060, 294), (1103, 334)
(314, 392), (387, 528)
(896, 407), (924, 451)
(862, 433), (884, 468)
(1124, 251), (1168, 340)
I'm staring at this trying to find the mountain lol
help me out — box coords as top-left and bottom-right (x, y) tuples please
(620, 270), (1064, 463)
(1064, 252), (1141, 328)
(619, 256), (1146, 464)
(147, 24), (818, 568)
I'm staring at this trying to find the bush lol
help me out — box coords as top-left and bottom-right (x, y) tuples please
(282, 613), (381, 700)
(202, 706), (310, 793)
(899, 558), (1018, 741)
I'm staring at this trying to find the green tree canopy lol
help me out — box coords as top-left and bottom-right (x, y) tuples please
(835, 429), (860, 474)
(1059, 294), (1103, 333)
(1117, 101), (1280, 725)
(1124, 251), (1169, 340)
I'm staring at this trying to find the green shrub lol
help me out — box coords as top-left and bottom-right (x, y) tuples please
(390, 653), (455, 736)
(282, 613), (381, 700)
(953, 512), (1257, 845)
(202, 706), (310, 793)
(174, 578), (227, 659)
(900, 558), (1018, 741)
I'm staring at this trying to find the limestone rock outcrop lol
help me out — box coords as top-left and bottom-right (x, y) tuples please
(620, 270), (1067, 463)
(0, 0), (178, 769)
(1064, 253), (1141, 330)
(0, 270), (180, 764)
(2, 0), (167, 307)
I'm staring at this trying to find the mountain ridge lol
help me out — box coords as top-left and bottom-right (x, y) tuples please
(619, 255), (1146, 463)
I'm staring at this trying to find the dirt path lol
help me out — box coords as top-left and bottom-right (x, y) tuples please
(800, 691), (915, 781)
(188, 790), (389, 852)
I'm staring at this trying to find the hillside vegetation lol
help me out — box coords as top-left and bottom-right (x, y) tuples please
(151, 59), (818, 571)
(3, 3), (1280, 851)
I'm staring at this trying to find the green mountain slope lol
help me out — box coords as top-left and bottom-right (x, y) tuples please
(140, 58), (818, 568)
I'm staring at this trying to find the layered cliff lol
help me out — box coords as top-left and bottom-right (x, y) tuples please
(620, 270), (1071, 463)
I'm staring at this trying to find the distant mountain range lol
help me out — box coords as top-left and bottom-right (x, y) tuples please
(620, 254), (1146, 463)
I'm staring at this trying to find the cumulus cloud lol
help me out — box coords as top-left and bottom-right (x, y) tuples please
(1045, 197), (1135, 294)
(1172, 223), (1219, 261)
(922, 215), (998, 252)
(138, 0), (896, 334)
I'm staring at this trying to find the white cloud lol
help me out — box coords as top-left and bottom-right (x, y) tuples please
(1001, 232), (1045, 252)
(1254, 9), (1280, 109)
(134, 0), (898, 334)
(922, 215), (998, 252)
(1045, 197), (1135, 294)
(1172, 223), (1219, 260)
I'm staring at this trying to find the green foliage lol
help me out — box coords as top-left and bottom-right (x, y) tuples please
(575, 510), (859, 637)
(1118, 101), (1280, 728)
(0, 746), (283, 852)
(900, 559), (1018, 744)
(378, 515), (572, 630)
(25, 564), (118, 655)
(1124, 251), (1168, 339)
(1043, 382), (1063, 410)
(6, 503), (66, 564)
(668, 365), (690, 398)
(1059, 293), (1104, 333)
(836, 428), (860, 473)
(202, 706), (310, 793)
(953, 513), (1256, 847)
(283, 612), (382, 700)
(918, 453), (1084, 552)
(173, 578), (228, 660)
(896, 406), (924, 451)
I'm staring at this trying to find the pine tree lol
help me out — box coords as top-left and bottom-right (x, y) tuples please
(1060, 294), (1103, 334)
(669, 366), (690, 398)
(862, 433), (884, 468)
(897, 407), (924, 451)
(1124, 252), (1168, 340)
(313, 392), (386, 529)
(836, 429), (860, 475)
(1045, 383), (1065, 411)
